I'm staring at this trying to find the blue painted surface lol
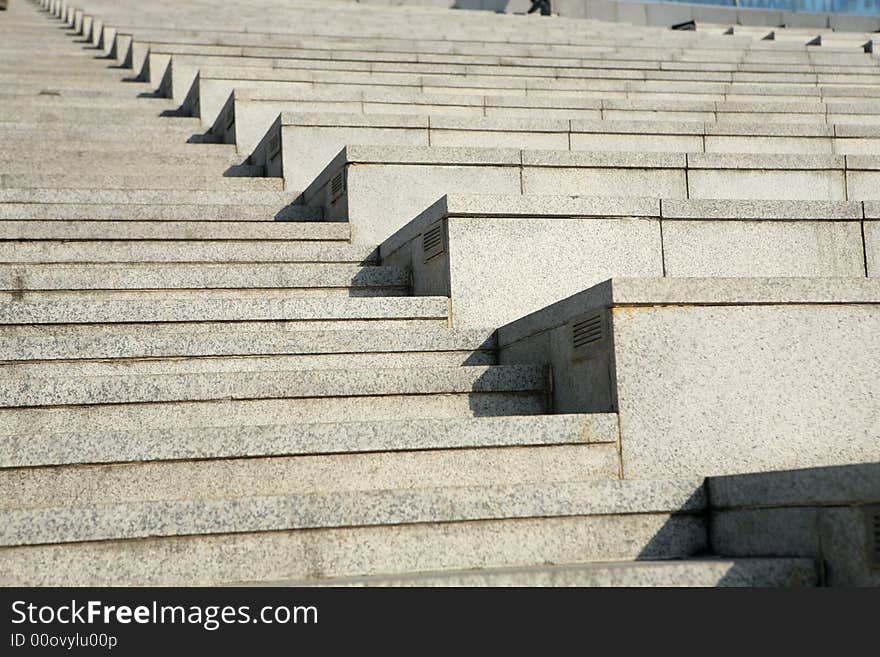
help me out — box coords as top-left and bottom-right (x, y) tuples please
(629, 0), (880, 16)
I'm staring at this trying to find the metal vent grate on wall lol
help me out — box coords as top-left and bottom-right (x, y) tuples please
(330, 170), (346, 203)
(570, 310), (610, 362)
(868, 505), (880, 569)
(423, 222), (445, 262)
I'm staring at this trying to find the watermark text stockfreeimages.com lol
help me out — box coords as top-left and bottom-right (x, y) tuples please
(11, 599), (318, 632)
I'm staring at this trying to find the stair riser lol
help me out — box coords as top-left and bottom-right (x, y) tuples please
(0, 514), (706, 585)
(0, 264), (407, 290)
(0, 414), (614, 468)
(0, 221), (346, 240)
(1, 145), (242, 161)
(0, 189), (293, 205)
(0, 296), (447, 325)
(0, 477), (701, 546)
(0, 328), (492, 362)
(0, 445), (619, 509)
(0, 174), (284, 191)
(0, 108), (202, 127)
(0, 319), (449, 337)
(1, 351), (495, 377)
(0, 365), (545, 408)
(0, 288), (410, 301)
(0, 243), (375, 264)
(0, 393), (547, 436)
(0, 163), (263, 176)
(0, 205), (309, 222)
(292, 559), (819, 587)
(0, 125), (214, 143)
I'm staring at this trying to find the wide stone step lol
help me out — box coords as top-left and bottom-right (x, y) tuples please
(0, 203), (314, 221)
(3, 136), (226, 153)
(0, 187), (293, 206)
(0, 383), (544, 436)
(182, 60), (880, 127)
(0, 364), (543, 409)
(0, 63), (142, 76)
(0, 173), (284, 191)
(149, 50), (880, 89)
(252, 110), (880, 189)
(300, 145), (879, 242)
(1, 443), (619, 513)
(0, 240), (372, 264)
(125, 118), (869, 168)
(0, 46), (112, 59)
(0, 478), (703, 548)
(0, 261), (401, 286)
(223, 91), (880, 143)
(27, 11), (880, 55)
(0, 82), (166, 99)
(86, 19), (873, 56)
(0, 69), (149, 85)
(0, 413), (611, 468)
(0, 104), (203, 127)
(0, 160), (264, 177)
(274, 558), (818, 587)
(0, 499), (705, 585)
(0, 70), (150, 86)
(126, 34), (880, 72)
(189, 64), (880, 116)
(0, 121), (217, 143)
(2, 138), (235, 156)
(224, 95), (880, 155)
(0, 220), (343, 240)
(0, 288), (409, 302)
(0, 94), (178, 111)
(191, 72), (880, 128)
(1, 347), (492, 376)
(0, 325), (491, 364)
(151, 48), (880, 81)
(0, 295), (447, 326)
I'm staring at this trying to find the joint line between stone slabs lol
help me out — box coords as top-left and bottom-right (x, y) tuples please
(614, 415), (625, 481)
(658, 199), (667, 277)
(519, 151), (524, 194)
(684, 153), (691, 199)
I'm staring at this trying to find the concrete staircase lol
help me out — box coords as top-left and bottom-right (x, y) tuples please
(1, 0), (877, 586)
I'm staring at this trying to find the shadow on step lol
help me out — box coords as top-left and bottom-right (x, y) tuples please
(186, 131), (224, 144)
(223, 162), (264, 177)
(464, 358), (548, 418)
(635, 485), (710, 560)
(637, 461), (880, 586)
(159, 107), (192, 118)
